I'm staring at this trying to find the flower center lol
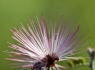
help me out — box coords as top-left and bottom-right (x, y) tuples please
(32, 54), (59, 70)
(46, 54), (59, 67)
(41, 53), (59, 69)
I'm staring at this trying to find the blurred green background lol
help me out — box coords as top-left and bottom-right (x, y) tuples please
(0, 0), (95, 70)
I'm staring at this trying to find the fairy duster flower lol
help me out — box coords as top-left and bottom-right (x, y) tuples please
(5, 16), (87, 70)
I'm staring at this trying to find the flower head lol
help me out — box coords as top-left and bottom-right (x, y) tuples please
(5, 16), (87, 70)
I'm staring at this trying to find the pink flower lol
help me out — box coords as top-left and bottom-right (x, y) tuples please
(5, 16), (87, 70)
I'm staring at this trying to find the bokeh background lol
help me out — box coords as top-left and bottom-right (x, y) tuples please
(0, 0), (95, 70)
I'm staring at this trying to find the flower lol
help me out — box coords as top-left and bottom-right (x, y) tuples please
(5, 16), (87, 70)
(87, 47), (95, 70)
